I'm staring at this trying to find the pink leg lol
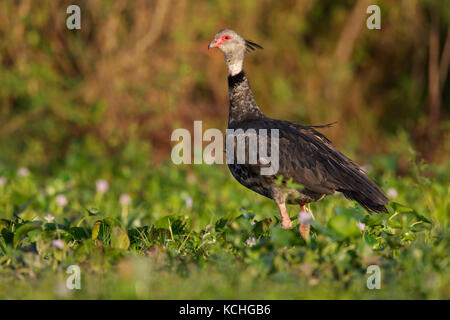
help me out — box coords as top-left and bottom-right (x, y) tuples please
(299, 205), (311, 240)
(277, 202), (292, 229)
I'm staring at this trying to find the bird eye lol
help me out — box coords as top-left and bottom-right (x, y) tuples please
(224, 35), (231, 40)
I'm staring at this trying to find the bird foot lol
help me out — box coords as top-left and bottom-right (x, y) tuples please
(281, 218), (293, 229)
(299, 208), (312, 240)
(299, 223), (310, 240)
(277, 202), (293, 229)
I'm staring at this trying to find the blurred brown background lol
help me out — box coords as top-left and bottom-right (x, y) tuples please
(0, 0), (449, 171)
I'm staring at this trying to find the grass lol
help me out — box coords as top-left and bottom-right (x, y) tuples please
(0, 142), (448, 299)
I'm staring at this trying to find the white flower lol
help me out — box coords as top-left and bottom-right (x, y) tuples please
(246, 237), (257, 247)
(299, 210), (312, 225)
(44, 214), (55, 223)
(119, 193), (131, 205)
(56, 194), (68, 207)
(356, 221), (366, 231)
(96, 179), (109, 193)
(185, 196), (193, 209)
(18, 167), (30, 177)
(52, 239), (64, 249)
(250, 221), (256, 226)
(387, 187), (398, 199)
(0, 177), (6, 186)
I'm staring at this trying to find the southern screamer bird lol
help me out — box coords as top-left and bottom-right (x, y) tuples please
(208, 29), (389, 239)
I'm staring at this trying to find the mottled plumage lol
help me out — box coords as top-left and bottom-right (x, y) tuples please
(209, 29), (388, 237)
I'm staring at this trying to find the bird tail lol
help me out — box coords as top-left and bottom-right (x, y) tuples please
(340, 188), (388, 213)
(331, 149), (389, 214)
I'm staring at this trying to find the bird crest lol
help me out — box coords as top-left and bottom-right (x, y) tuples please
(245, 39), (263, 53)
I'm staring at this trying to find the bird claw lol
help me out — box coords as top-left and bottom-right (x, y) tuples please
(281, 219), (293, 229)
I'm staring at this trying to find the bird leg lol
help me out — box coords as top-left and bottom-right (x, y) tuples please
(277, 202), (292, 229)
(299, 205), (311, 240)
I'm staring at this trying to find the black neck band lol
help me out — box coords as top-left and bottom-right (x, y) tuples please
(227, 70), (246, 88)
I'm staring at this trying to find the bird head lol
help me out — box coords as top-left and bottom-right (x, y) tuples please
(208, 29), (262, 76)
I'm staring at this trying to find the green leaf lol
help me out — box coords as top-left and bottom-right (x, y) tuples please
(253, 218), (272, 235)
(27, 228), (42, 242)
(364, 215), (384, 227)
(110, 227), (130, 250)
(13, 223), (41, 248)
(410, 212), (432, 225)
(327, 215), (360, 239)
(391, 202), (432, 224)
(364, 233), (378, 246)
(104, 217), (122, 227)
(334, 207), (365, 221)
(1, 229), (14, 245)
(387, 219), (402, 229)
(391, 202), (414, 213)
(86, 208), (101, 216)
(91, 221), (102, 240)
(0, 219), (10, 232)
(154, 216), (172, 230)
(69, 227), (91, 240)
(270, 226), (295, 247)
(0, 236), (6, 252)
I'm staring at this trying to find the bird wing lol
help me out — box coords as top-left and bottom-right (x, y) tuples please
(228, 117), (388, 209)
(276, 119), (363, 193)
